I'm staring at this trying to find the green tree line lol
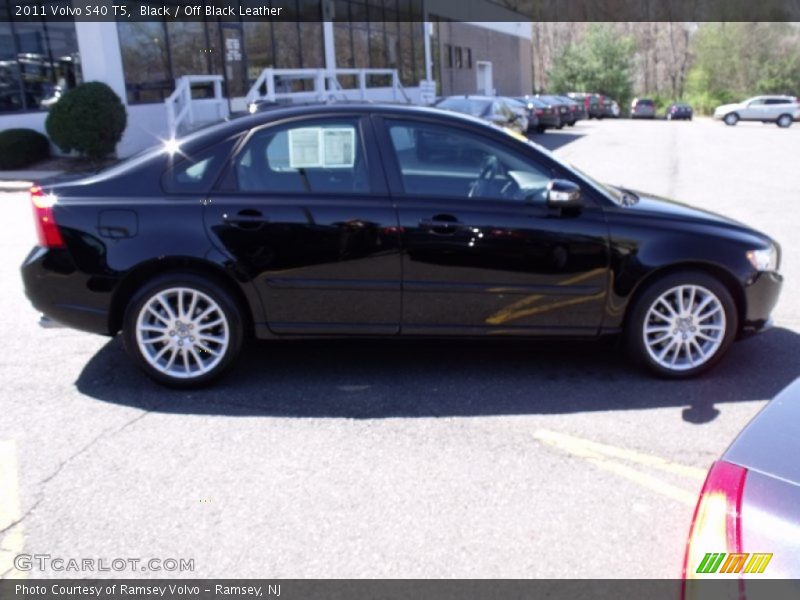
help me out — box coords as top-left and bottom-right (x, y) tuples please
(545, 23), (800, 115)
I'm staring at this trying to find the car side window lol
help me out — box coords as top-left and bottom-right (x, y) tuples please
(233, 118), (370, 194)
(386, 119), (552, 203)
(162, 136), (238, 194)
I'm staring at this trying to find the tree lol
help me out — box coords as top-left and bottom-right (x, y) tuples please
(548, 24), (636, 109)
(685, 23), (800, 113)
(46, 82), (127, 161)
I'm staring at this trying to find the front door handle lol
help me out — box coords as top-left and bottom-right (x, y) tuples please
(223, 209), (268, 230)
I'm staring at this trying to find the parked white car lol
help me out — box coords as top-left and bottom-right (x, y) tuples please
(714, 95), (799, 128)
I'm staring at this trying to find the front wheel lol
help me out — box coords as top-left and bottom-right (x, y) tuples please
(723, 113), (739, 126)
(123, 273), (244, 388)
(626, 272), (738, 378)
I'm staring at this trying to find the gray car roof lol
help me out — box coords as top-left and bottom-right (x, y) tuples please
(723, 377), (800, 485)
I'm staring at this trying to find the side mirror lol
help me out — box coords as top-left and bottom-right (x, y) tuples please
(546, 179), (582, 208)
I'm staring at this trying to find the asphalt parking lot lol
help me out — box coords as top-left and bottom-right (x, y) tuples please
(1, 117), (798, 579)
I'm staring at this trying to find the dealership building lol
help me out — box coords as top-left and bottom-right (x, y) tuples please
(0, 0), (532, 156)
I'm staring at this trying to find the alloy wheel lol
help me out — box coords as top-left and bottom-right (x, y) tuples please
(135, 287), (230, 379)
(642, 285), (726, 372)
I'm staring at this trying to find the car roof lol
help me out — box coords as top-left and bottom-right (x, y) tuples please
(184, 102), (498, 144)
(723, 377), (800, 485)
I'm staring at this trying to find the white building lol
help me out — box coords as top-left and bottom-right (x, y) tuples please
(0, 0), (531, 156)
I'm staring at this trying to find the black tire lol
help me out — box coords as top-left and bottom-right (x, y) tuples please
(723, 113), (739, 126)
(625, 271), (738, 379)
(776, 114), (793, 128)
(122, 272), (244, 388)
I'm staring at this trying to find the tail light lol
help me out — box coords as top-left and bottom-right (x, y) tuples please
(682, 461), (747, 599)
(30, 185), (65, 248)
(535, 109), (543, 116)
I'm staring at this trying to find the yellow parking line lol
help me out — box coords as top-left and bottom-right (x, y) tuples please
(534, 429), (702, 507)
(535, 429), (708, 480)
(0, 440), (26, 579)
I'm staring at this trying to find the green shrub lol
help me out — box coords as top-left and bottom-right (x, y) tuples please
(45, 82), (127, 161)
(0, 128), (50, 169)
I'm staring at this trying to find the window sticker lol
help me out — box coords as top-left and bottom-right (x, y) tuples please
(322, 128), (356, 168)
(288, 126), (356, 169)
(288, 128), (322, 168)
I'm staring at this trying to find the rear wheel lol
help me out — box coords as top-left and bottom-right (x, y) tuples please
(626, 272), (738, 378)
(123, 273), (244, 388)
(776, 114), (793, 128)
(723, 113), (739, 126)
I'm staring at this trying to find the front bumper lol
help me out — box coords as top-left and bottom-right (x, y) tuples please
(740, 270), (783, 337)
(21, 246), (112, 336)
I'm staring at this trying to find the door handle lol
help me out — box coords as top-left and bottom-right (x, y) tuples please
(419, 215), (467, 235)
(223, 209), (268, 230)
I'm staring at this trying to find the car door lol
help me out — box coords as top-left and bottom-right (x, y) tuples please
(741, 97), (765, 120)
(204, 113), (402, 335)
(373, 114), (610, 336)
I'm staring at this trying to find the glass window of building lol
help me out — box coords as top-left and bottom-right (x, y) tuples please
(0, 4), (81, 113)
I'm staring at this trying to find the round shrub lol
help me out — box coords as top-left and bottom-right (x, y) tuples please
(46, 82), (127, 161)
(0, 129), (50, 169)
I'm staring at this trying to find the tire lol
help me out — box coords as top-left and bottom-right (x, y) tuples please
(626, 271), (738, 379)
(723, 113), (739, 126)
(122, 272), (244, 388)
(776, 114), (793, 128)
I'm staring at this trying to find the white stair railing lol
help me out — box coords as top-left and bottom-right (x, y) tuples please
(165, 75), (227, 137)
(245, 68), (414, 106)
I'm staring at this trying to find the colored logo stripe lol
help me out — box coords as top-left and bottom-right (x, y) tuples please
(696, 553), (773, 574)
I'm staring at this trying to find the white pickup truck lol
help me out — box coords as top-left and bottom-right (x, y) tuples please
(714, 95), (800, 128)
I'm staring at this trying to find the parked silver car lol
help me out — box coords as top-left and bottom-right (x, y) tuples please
(683, 377), (800, 586)
(714, 95), (800, 128)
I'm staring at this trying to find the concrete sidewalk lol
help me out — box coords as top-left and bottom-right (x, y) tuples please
(0, 170), (63, 191)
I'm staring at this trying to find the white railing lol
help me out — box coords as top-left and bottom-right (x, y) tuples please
(165, 75), (227, 137)
(245, 68), (413, 106)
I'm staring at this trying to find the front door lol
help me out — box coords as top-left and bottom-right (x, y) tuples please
(205, 115), (402, 335)
(376, 115), (609, 336)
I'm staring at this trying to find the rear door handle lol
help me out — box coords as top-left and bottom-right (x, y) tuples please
(419, 215), (467, 235)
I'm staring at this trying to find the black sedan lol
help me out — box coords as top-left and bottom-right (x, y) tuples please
(666, 103), (693, 120)
(22, 104), (783, 387)
(517, 96), (561, 132)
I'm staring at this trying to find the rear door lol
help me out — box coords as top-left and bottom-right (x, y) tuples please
(204, 113), (402, 335)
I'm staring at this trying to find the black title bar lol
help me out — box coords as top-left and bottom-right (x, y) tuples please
(4, 0), (800, 22)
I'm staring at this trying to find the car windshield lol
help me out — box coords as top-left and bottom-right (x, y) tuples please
(437, 98), (490, 116)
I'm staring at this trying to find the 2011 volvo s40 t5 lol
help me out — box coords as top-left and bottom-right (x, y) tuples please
(21, 104), (783, 387)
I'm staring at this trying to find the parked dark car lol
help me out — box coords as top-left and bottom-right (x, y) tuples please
(554, 95), (586, 125)
(568, 93), (606, 119)
(683, 377), (800, 588)
(435, 95), (525, 133)
(631, 97), (657, 119)
(536, 95), (570, 128)
(666, 103), (693, 120)
(22, 103), (783, 387)
(517, 96), (561, 132)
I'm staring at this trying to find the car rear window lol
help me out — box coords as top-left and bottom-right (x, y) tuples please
(437, 98), (490, 116)
(637, 99), (654, 106)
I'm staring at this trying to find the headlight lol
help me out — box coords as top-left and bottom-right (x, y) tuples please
(747, 246), (778, 272)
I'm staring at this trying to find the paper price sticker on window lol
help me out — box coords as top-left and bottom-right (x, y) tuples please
(322, 128), (355, 168)
(289, 127), (356, 169)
